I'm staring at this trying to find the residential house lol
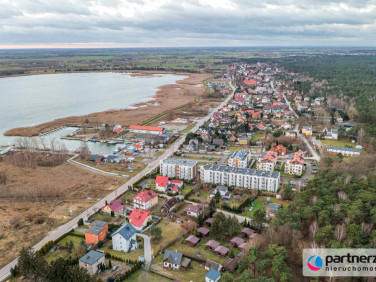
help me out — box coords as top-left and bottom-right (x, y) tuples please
(256, 122), (267, 131)
(230, 237), (245, 247)
(238, 137), (250, 145)
(197, 227), (210, 237)
(161, 197), (179, 213)
(214, 246), (229, 256)
(285, 151), (304, 176)
(185, 235), (200, 246)
(79, 250), (105, 275)
(326, 146), (361, 156)
(205, 260), (223, 272)
(187, 139), (199, 151)
(210, 185), (232, 200)
(128, 209), (152, 231)
(204, 218), (213, 227)
(266, 203), (281, 219)
(155, 175), (169, 192)
(163, 250), (191, 271)
(284, 131), (297, 138)
(85, 220), (108, 245)
(228, 150), (252, 169)
(185, 204), (202, 217)
(89, 154), (105, 163)
(206, 269), (221, 282)
(281, 123), (292, 130)
(206, 240), (220, 250)
(272, 144), (287, 156)
(238, 242), (249, 253)
(222, 256), (241, 272)
(302, 126), (313, 137)
(257, 151), (277, 171)
(212, 138), (224, 147)
(133, 190), (158, 210)
(241, 227), (254, 238)
(323, 128), (339, 140)
(112, 223), (138, 253)
(102, 200), (124, 215)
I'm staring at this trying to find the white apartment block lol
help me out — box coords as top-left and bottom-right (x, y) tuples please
(228, 150), (252, 168)
(160, 158), (198, 180)
(200, 164), (280, 192)
(284, 152), (304, 176)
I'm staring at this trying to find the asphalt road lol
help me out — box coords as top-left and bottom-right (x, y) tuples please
(136, 233), (152, 266)
(0, 82), (235, 282)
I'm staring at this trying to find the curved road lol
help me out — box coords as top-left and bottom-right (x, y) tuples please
(0, 82), (235, 282)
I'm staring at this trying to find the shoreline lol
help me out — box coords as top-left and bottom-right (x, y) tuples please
(4, 71), (213, 137)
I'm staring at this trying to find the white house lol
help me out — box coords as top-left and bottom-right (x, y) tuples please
(112, 223), (138, 253)
(228, 150), (252, 169)
(185, 204), (202, 218)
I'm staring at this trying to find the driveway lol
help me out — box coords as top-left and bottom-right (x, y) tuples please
(137, 233), (152, 266)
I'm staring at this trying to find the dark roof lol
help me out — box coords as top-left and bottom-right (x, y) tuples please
(205, 218), (213, 224)
(205, 260), (222, 272)
(79, 250), (104, 265)
(241, 227), (254, 236)
(163, 250), (183, 265)
(91, 220), (107, 228)
(197, 227), (210, 235)
(185, 235), (200, 245)
(266, 203), (281, 213)
(112, 223), (137, 240)
(163, 197), (178, 210)
(214, 246), (229, 255)
(223, 256), (241, 271)
(86, 226), (104, 235)
(230, 237), (245, 246)
(206, 240), (220, 249)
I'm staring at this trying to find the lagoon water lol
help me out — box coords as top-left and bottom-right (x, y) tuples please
(0, 72), (185, 153)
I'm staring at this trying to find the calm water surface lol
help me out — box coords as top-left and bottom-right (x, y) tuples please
(0, 72), (185, 153)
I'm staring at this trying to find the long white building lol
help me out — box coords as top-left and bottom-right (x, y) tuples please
(160, 158), (198, 180)
(200, 164), (280, 192)
(228, 150), (252, 168)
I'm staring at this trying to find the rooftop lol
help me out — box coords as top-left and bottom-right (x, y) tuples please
(229, 150), (250, 161)
(161, 158), (198, 166)
(129, 209), (151, 228)
(133, 190), (158, 203)
(130, 125), (164, 132)
(202, 164), (280, 179)
(206, 269), (221, 281)
(327, 146), (361, 153)
(163, 250), (183, 265)
(112, 222), (137, 240)
(79, 250), (104, 265)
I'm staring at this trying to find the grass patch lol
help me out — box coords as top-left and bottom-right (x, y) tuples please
(320, 139), (356, 148)
(182, 123), (196, 133)
(100, 245), (143, 261)
(126, 270), (163, 282)
(251, 133), (265, 141)
(241, 196), (291, 218)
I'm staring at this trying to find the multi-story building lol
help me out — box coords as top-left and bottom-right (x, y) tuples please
(284, 151), (304, 176)
(79, 250), (105, 275)
(257, 151), (277, 171)
(85, 220), (108, 245)
(302, 126), (313, 136)
(200, 164), (280, 192)
(112, 223), (138, 253)
(326, 146), (361, 156)
(227, 150), (252, 169)
(133, 190), (158, 210)
(160, 158), (198, 180)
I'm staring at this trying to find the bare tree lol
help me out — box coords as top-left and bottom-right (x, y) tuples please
(334, 225), (346, 242)
(78, 145), (91, 160)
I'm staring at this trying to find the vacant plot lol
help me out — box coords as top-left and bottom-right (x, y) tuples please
(0, 161), (121, 267)
(321, 139), (356, 148)
(241, 196), (291, 218)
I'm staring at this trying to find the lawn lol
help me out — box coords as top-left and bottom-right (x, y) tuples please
(182, 123), (196, 133)
(151, 255), (208, 282)
(320, 139), (355, 148)
(100, 245), (144, 261)
(145, 218), (189, 256)
(167, 237), (228, 264)
(251, 133), (265, 141)
(44, 235), (85, 263)
(188, 189), (209, 202)
(227, 146), (245, 152)
(241, 196), (291, 218)
(126, 270), (164, 282)
(218, 195), (245, 209)
(181, 185), (194, 196)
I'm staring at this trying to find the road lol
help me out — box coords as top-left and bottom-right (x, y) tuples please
(136, 233), (152, 266)
(272, 80), (320, 162)
(0, 82), (236, 282)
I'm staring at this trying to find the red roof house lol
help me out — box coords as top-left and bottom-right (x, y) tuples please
(101, 200), (124, 215)
(155, 176), (169, 192)
(128, 209), (151, 230)
(133, 190), (158, 210)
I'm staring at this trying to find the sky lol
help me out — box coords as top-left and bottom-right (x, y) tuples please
(0, 0), (376, 48)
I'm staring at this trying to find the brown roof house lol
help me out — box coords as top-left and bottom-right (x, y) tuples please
(206, 240), (220, 250)
(238, 242), (249, 253)
(214, 246), (229, 257)
(185, 204), (202, 218)
(161, 197), (179, 213)
(230, 237), (245, 247)
(241, 227), (254, 238)
(163, 250), (191, 271)
(185, 235), (200, 247)
(204, 218), (213, 227)
(223, 256), (241, 272)
(197, 227), (210, 237)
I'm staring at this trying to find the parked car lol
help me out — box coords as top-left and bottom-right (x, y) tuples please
(112, 265), (119, 271)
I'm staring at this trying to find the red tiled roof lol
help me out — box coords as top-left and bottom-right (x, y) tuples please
(185, 204), (201, 214)
(129, 125), (164, 132)
(133, 190), (158, 203)
(129, 209), (151, 227)
(170, 180), (183, 184)
(155, 176), (169, 187)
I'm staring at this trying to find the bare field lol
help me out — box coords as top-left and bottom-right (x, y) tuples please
(0, 162), (121, 267)
(4, 72), (213, 137)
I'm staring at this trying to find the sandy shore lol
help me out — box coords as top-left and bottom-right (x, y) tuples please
(4, 71), (212, 137)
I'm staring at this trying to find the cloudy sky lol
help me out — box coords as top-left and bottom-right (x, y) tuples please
(1, 0), (376, 48)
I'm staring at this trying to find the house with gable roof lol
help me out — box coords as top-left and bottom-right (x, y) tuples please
(101, 200), (124, 215)
(112, 222), (138, 253)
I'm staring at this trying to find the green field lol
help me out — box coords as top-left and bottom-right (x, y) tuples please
(320, 139), (356, 148)
(241, 196), (291, 218)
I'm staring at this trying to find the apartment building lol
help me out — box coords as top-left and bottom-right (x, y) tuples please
(257, 151), (277, 171)
(284, 151), (304, 176)
(228, 150), (252, 169)
(326, 146), (360, 156)
(200, 164), (280, 192)
(160, 158), (198, 180)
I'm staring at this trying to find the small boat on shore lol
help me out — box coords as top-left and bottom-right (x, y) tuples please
(107, 141), (118, 145)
